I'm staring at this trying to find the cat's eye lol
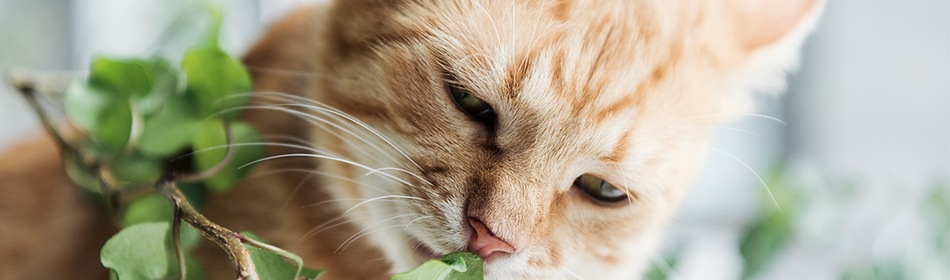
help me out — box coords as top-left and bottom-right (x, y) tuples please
(446, 82), (497, 130)
(574, 174), (628, 204)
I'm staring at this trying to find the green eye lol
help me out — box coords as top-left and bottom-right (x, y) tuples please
(574, 174), (628, 203)
(446, 82), (497, 129)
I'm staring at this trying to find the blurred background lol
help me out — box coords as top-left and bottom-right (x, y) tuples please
(0, 0), (947, 279)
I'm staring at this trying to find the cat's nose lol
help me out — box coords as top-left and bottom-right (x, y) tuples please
(466, 218), (515, 261)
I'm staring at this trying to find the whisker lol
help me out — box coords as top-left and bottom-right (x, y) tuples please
(225, 104), (398, 168)
(186, 141), (332, 158)
(707, 147), (782, 212)
(213, 92), (411, 171)
(258, 134), (318, 149)
(295, 199), (420, 245)
(668, 113), (787, 127)
(470, 0), (501, 49)
(404, 215), (434, 231)
(297, 216), (352, 246)
(247, 168), (392, 196)
(246, 92), (426, 172)
(342, 195), (425, 215)
(335, 215), (418, 254)
(362, 167), (432, 188)
(240, 154), (421, 190)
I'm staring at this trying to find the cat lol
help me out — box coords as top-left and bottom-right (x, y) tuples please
(0, 0), (822, 279)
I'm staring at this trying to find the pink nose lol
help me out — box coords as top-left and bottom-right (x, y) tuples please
(467, 218), (515, 260)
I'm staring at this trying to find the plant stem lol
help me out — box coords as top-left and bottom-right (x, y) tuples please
(158, 181), (259, 280)
(172, 206), (187, 280)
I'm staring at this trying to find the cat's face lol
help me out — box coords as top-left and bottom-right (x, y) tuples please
(310, 0), (819, 278)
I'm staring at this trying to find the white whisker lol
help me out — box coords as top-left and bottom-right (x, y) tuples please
(240, 154), (420, 189)
(363, 167), (432, 187)
(220, 92), (425, 173)
(342, 195), (425, 215)
(249, 168), (392, 196)
(708, 147), (782, 212)
(471, 0), (501, 49)
(230, 104), (398, 167)
(335, 215), (418, 254)
(297, 216), (352, 245)
(249, 92), (426, 172)
(404, 215), (434, 231)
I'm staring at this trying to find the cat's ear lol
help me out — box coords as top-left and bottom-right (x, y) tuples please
(723, 0), (824, 51)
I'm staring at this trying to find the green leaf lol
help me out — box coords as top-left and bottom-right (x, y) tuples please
(62, 151), (111, 208)
(137, 92), (202, 158)
(65, 81), (133, 153)
(181, 45), (252, 120)
(191, 120), (262, 192)
(392, 252), (484, 280)
(299, 267), (324, 280)
(122, 195), (202, 251)
(136, 60), (182, 117)
(89, 57), (154, 98)
(111, 153), (164, 184)
(739, 210), (792, 278)
(101, 222), (174, 280)
(242, 232), (323, 280)
(122, 195), (173, 227)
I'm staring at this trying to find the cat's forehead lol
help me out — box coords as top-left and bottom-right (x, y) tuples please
(357, 1), (693, 160)
(402, 0), (675, 113)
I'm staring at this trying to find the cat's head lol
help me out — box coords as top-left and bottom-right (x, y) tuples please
(311, 0), (821, 278)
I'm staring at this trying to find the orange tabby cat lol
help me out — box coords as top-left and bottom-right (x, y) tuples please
(0, 0), (822, 279)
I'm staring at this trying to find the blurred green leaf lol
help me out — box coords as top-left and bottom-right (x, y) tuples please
(101, 222), (174, 280)
(922, 183), (950, 253)
(392, 252), (484, 280)
(181, 46), (251, 120)
(643, 253), (680, 280)
(122, 195), (174, 227)
(739, 210), (792, 278)
(137, 92), (202, 158)
(62, 151), (111, 208)
(841, 262), (906, 280)
(739, 172), (800, 279)
(111, 153), (164, 184)
(89, 57), (154, 98)
(191, 121), (262, 192)
(136, 60), (181, 117)
(65, 81), (133, 153)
